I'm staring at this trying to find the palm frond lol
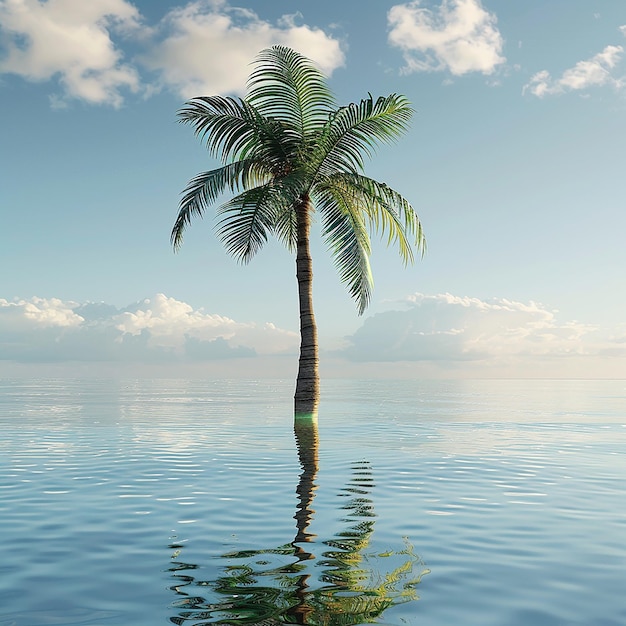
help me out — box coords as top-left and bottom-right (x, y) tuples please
(317, 173), (426, 265)
(178, 96), (298, 166)
(272, 203), (298, 252)
(171, 160), (268, 250)
(315, 184), (373, 314)
(314, 94), (414, 176)
(178, 96), (253, 160)
(215, 184), (296, 263)
(247, 45), (336, 137)
(271, 173), (310, 252)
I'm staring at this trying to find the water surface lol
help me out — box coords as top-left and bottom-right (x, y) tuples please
(1, 378), (625, 625)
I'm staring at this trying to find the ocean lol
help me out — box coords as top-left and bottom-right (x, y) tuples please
(1, 378), (625, 625)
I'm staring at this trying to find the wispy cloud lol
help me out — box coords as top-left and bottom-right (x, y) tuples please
(387, 0), (505, 75)
(0, 0), (344, 106)
(524, 27), (626, 97)
(143, 1), (344, 98)
(0, 0), (141, 107)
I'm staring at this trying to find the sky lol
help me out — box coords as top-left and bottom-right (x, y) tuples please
(1, 0), (625, 380)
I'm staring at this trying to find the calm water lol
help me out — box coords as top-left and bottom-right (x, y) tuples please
(1, 378), (625, 626)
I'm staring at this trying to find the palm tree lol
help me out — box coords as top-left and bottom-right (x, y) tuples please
(172, 45), (425, 419)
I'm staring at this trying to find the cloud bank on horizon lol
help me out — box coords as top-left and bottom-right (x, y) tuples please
(2, 0), (625, 106)
(0, 293), (298, 363)
(1, 292), (624, 377)
(342, 293), (626, 363)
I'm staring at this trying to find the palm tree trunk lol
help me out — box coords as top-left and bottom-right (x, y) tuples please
(294, 195), (320, 419)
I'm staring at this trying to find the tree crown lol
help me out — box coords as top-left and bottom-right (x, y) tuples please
(172, 45), (425, 314)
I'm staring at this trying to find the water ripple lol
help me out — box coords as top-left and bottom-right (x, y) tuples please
(1, 378), (625, 626)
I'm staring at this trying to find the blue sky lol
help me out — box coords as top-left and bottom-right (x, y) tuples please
(1, 0), (625, 379)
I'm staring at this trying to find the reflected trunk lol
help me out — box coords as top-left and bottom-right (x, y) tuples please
(289, 419), (320, 624)
(293, 418), (319, 545)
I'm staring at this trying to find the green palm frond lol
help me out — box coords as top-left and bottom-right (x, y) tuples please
(271, 173), (310, 252)
(172, 160), (268, 250)
(324, 173), (426, 264)
(272, 203), (298, 252)
(315, 94), (414, 176)
(178, 96), (255, 160)
(178, 96), (298, 166)
(316, 183), (373, 314)
(215, 183), (294, 263)
(247, 45), (336, 137)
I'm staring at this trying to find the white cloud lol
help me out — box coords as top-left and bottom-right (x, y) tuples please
(0, 296), (84, 329)
(387, 0), (505, 75)
(524, 43), (624, 98)
(143, 1), (345, 98)
(3, 292), (625, 379)
(0, 0), (141, 107)
(0, 0), (343, 105)
(340, 293), (625, 368)
(0, 294), (298, 363)
(114, 293), (297, 354)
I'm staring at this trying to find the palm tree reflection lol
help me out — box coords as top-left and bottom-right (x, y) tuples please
(169, 421), (428, 624)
